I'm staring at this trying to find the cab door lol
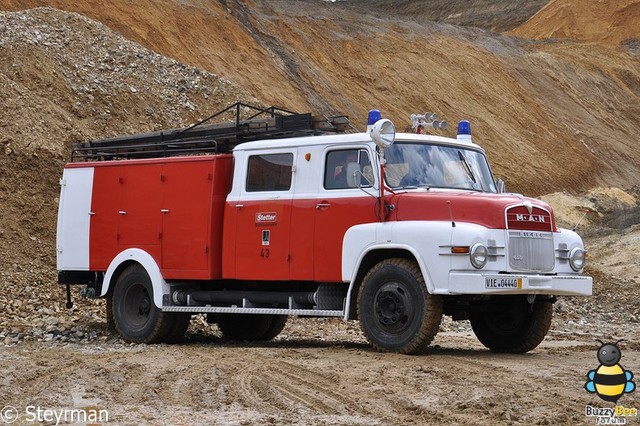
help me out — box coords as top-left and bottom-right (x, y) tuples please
(288, 146), (321, 280)
(314, 147), (378, 282)
(233, 151), (295, 280)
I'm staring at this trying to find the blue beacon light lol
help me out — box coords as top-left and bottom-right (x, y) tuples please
(457, 120), (471, 135)
(457, 120), (472, 142)
(367, 109), (382, 127)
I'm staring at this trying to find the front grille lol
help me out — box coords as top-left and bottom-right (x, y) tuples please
(508, 230), (555, 272)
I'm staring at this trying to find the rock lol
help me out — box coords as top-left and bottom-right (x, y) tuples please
(45, 316), (60, 326)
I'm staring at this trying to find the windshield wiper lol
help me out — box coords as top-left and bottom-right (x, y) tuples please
(394, 184), (430, 191)
(458, 150), (477, 185)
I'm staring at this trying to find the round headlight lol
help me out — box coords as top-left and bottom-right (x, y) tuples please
(569, 247), (586, 271)
(470, 243), (488, 269)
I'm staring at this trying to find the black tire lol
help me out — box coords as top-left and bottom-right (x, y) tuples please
(112, 264), (172, 343)
(216, 314), (274, 341)
(105, 295), (116, 332)
(260, 315), (288, 341)
(357, 258), (442, 354)
(164, 313), (192, 344)
(470, 297), (553, 353)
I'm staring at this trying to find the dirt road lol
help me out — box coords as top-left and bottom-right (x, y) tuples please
(2, 318), (638, 425)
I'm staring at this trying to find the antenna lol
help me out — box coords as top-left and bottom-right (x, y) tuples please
(446, 201), (456, 227)
(573, 209), (590, 231)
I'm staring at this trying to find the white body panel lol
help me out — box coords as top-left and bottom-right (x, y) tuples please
(56, 167), (94, 270)
(343, 221), (455, 291)
(232, 132), (483, 152)
(227, 142), (378, 202)
(342, 220), (592, 318)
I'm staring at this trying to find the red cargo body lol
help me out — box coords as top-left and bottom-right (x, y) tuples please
(68, 154), (233, 280)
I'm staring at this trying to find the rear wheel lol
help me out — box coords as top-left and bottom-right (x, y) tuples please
(105, 295), (116, 332)
(470, 297), (553, 353)
(112, 264), (172, 343)
(260, 315), (288, 341)
(215, 314), (275, 341)
(358, 258), (442, 354)
(164, 313), (192, 343)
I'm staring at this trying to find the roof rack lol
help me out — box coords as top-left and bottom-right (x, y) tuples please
(70, 102), (352, 162)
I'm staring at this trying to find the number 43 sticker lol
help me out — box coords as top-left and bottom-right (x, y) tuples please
(261, 230), (270, 258)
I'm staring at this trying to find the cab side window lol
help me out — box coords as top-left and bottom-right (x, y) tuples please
(324, 149), (372, 190)
(246, 153), (293, 192)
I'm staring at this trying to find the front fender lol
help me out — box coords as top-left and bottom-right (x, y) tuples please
(342, 221), (455, 319)
(101, 248), (166, 308)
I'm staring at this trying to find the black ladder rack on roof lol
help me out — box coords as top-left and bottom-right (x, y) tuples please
(71, 102), (351, 162)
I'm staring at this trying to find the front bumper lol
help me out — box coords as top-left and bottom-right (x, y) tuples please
(443, 272), (592, 296)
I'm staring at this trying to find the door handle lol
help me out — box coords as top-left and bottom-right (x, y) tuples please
(316, 203), (331, 209)
(118, 210), (127, 215)
(161, 209), (169, 214)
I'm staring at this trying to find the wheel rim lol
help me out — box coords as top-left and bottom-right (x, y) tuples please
(374, 282), (414, 333)
(122, 282), (152, 329)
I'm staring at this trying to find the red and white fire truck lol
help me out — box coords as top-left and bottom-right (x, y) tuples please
(56, 103), (592, 354)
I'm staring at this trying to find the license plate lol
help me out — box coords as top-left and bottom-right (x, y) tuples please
(485, 277), (523, 289)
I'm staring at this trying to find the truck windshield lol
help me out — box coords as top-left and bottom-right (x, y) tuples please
(384, 142), (497, 192)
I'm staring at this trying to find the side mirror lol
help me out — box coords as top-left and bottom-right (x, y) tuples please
(369, 119), (396, 150)
(496, 177), (506, 193)
(346, 162), (361, 188)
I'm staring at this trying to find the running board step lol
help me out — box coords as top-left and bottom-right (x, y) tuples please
(162, 306), (344, 317)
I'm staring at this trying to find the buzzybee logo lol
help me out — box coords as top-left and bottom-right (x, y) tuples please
(583, 340), (637, 425)
(585, 340), (635, 403)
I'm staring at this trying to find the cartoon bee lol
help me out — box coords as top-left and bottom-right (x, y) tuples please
(585, 339), (636, 403)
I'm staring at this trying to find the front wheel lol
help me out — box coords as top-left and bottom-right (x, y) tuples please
(470, 297), (553, 353)
(357, 258), (442, 354)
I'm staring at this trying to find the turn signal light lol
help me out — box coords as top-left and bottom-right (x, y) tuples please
(451, 246), (470, 254)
